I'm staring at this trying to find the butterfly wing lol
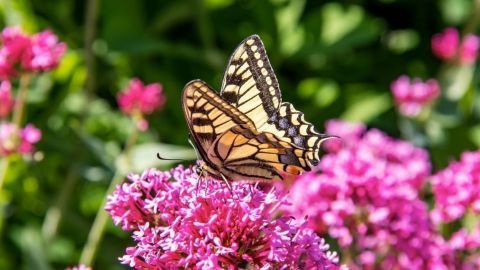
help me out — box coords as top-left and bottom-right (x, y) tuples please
(220, 35), (331, 167)
(182, 79), (256, 167)
(207, 124), (310, 181)
(220, 35), (281, 130)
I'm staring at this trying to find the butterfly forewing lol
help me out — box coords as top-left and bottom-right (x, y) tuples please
(220, 35), (331, 166)
(182, 80), (256, 161)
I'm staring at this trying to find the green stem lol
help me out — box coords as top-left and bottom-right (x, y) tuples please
(0, 73), (32, 191)
(41, 169), (78, 242)
(79, 126), (139, 266)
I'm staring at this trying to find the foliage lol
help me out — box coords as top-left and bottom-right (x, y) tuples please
(0, 0), (479, 269)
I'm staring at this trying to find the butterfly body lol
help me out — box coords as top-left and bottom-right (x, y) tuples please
(183, 35), (331, 182)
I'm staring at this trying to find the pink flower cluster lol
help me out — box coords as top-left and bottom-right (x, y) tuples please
(0, 26), (66, 79)
(0, 80), (14, 118)
(284, 120), (458, 269)
(117, 78), (166, 131)
(431, 151), (480, 224)
(390, 75), (440, 117)
(0, 123), (41, 156)
(432, 27), (480, 65)
(106, 166), (345, 269)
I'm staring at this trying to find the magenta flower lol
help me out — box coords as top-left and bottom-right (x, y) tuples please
(448, 226), (480, 270)
(22, 30), (66, 72)
(432, 27), (480, 65)
(283, 120), (454, 269)
(0, 80), (14, 118)
(0, 26), (66, 78)
(323, 119), (365, 152)
(0, 123), (41, 156)
(117, 78), (166, 131)
(390, 75), (440, 117)
(106, 166), (344, 269)
(431, 150), (480, 224)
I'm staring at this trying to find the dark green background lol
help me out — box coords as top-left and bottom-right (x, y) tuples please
(0, 0), (478, 269)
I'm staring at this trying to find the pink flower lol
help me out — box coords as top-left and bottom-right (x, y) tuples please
(0, 27), (65, 78)
(21, 30), (66, 72)
(432, 27), (480, 65)
(432, 27), (459, 61)
(459, 34), (480, 64)
(448, 226), (480, 270)
(431, 150), (480, 224)
(0, 80), (14, 118)
(106, 166), (344, 269)
(0, 27), (30, 79)
(117, 78), (166, 116)
(390, 75), (440, 117)
(283, 120), (451, 269)
(324, 119), (365, 152)
(0, 123), (41, 156)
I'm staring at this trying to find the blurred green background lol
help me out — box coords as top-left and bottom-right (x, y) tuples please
(0, 0), (479, 269)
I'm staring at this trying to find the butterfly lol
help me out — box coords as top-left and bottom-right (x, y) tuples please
(183, 35), (331, 182)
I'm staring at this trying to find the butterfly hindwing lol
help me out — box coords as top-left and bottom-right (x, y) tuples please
(207, 124), (309, 181)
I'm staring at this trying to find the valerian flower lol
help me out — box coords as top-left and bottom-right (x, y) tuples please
(106, 166), (345, 269)
(283, 120), (456, 270)
(390, 75), (440, 117)
(431, 150), (480, 224)
(0, 123), (41, 156)
(117, 78), (166, 131)
(431, 27), (480, 65)
(0, 26), (66, 78)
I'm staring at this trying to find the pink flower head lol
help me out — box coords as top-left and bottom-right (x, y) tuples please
(105, 166), (344, 269)
(117, 78), (166, 116)
(283, 120), (448, 269)
(18, 124), (42, 154)
(431, 150), (480, 224)
(0, 123), (41, 156)
(432, 27), (459, 61)
(432, 27), (480, 65)
(459, 34), (480, 65)
(0, 27), (66, 78)
(21, 30), (66, 72)
(324, 119), (365, 152)
(390, 75), (440, 117)
(0, 80), (14, 118)
(0, 27), (30, 79)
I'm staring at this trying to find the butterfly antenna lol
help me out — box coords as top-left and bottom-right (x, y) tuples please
(220, 173), (234, 198)
(156, 153), (188, 161)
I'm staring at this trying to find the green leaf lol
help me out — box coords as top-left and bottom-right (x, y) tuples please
(116, 143), (196, 173)
(342, 92), (391, 122)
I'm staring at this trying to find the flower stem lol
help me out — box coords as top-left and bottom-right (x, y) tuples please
(0, 73), (32, 190)
(79, 126), (139, 266)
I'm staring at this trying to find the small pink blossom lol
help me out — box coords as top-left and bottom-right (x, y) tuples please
(106, 166), (344, 269)
(0, 27), (66, 78)
(0, 80), (14, 118)
(432, 27), (480, 65)
(324, 119), (365, 152)
(117, 78), (166, 116)
(283, 120), (447, 269)
(431, 150), (480, 224)
(390, 75), (440, 117)
(22, 30), (66, 72)
(0, 123), (41, 156)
